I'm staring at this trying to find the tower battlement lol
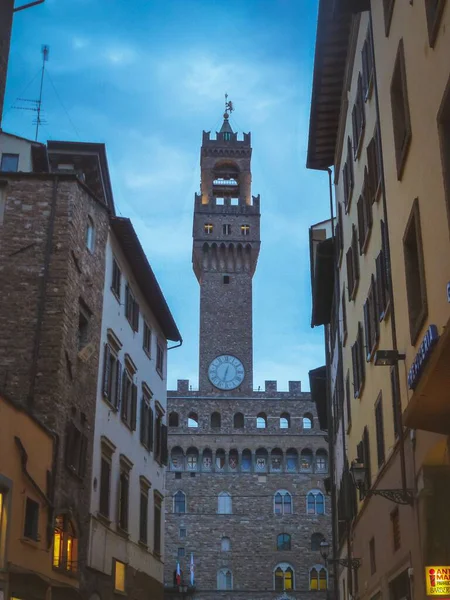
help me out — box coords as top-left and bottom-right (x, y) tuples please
(194, 192), (260, 212)
(202, 129), (251, 147)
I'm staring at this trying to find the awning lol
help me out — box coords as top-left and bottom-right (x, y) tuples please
(311, 238), (335, 326)
(309, 366), (328, 430)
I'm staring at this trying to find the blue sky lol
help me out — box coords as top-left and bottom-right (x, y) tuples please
(4, 0), (330, 392)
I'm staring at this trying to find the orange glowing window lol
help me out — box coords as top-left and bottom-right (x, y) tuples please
(53, 515), (77, 573)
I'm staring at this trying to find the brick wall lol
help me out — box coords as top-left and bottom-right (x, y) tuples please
(0, 174), (109, 589)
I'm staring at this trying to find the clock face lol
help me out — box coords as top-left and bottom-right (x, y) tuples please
(208, 355), (245, 390)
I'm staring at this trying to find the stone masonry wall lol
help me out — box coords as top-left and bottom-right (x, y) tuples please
(165, 389), (332, 600)
(0, 174), (109, 591)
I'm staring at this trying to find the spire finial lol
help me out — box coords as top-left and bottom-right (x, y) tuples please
(224, 93), (234, 119)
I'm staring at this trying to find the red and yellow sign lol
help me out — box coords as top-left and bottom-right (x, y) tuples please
(426, 567), (450, 596)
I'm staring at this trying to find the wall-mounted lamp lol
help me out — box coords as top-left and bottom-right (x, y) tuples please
(373, 350), (406, 366)
(319, 540), (361, 569)
(350, 460), (414, 505)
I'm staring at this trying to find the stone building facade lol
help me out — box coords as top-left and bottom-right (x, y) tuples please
(164, 111), (331, 600)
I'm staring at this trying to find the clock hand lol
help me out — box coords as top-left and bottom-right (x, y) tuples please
(224, 366), (229, 381)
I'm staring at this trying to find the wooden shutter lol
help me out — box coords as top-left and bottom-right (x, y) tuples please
(79, 434), (88, 478)
(357, 323), (365, 390)
(352, 226), (359, 284)
(100, 458), (110, 517)
(115, 361), (122, 411)
(351, 342), (359, 398)
(363, 427), (371, 489)
(357, 196), (365, 253)
(161, 424), (168, 465)
(102, 344), (111, 398)
(346, 246), (354, 301)
(125, 284), (130, 320)
(375, 397), (385, 467)
(133, 300), (140, 332)
(381, 220), (390, 305)
(121, 373), (128, 421)
(370, 276), (379, 345)
(148, 407), (154, 452)
(131, 384), (138, 430)
(363, 299), (371, 359)
(140, 398), (146, 446)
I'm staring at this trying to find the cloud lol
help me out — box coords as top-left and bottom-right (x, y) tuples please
(72, 36), (90, 50)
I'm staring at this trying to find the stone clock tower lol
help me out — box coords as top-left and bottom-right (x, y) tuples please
(192, 107), (261, 394)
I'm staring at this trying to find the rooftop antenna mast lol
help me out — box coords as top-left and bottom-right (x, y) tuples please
(13, 44), (49, 141)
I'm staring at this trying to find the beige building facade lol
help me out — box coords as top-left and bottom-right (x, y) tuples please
(308, 2), (450, 600)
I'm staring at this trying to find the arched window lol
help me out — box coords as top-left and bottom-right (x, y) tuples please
(202, 448), (213, 471)
(186, 447), (199, 471)
(271, 448), (283, 472)
(233, 412), (244, 428)
(221, 536), (231, 551)
(188, 412), (198, 428)
(274, 563), (294, 591)
(211, 412), (221, 428)
(174, 491), (186, 514)
(301, 449), (313, 472)
(280, 413), (290, 429)
(274, 490), (292, 515)
(168, 412), (179, 427)
(228, 449), (239, 472)
(310, 565), (328, 590)
(256, 412), (267, 429)
(215, 449), (226, 472)
(217, 568), (233, 590)
(311, 532), (324, 551)
(277, 533), (291, 551)
(315, 449), (328, 473)
(307, 490), (325, 515)
(218, 492), (232, 514)
(255, 448), (268, 472)
(53, 515), (78, 572)
(86, 217), (95, 252)
(286, 448), (298, 473)
(170, 446), (184, 471)
(241, 449), (252, 472)
(303, 413), (313, 430)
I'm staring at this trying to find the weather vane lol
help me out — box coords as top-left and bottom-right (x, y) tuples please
(224, 93), (234, 118)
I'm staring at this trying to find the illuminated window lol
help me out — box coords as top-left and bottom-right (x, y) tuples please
(274, 563), (295, 591)
(114, 559), (126, 592)
(274, 490), (292, 515)
(204, 223), (213, 234)
(53, 515), (77, 573)
(309, 565), (328, 590)
(241, 224), (250, 235)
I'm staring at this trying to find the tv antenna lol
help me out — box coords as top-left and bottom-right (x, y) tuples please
(13, 44), (49, 140)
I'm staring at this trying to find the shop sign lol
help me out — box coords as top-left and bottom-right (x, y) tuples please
(407, 325), (439, 390)
(426, 567), (450, 595)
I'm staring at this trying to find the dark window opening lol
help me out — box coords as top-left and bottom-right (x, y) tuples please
(375, 394), (385, 467)
(118, 470), (129, 531)
(223, 275), (230, 284)
(139, 491), (148, 544)
(125, 284), (139, 332)
(111, 258), (121, 299)
(23, 498), (39, 540)
(99, 456), (111, 518)
(425, 0), (445, 47)
(390, 39), (412, 179)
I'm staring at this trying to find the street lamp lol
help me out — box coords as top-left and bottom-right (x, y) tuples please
(319, 540), (361, 569)
(373, 350), (405, 366)
(350, 460), (414, 505)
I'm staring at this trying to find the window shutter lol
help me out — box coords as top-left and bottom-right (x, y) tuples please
(79, 434), (88, 478)
(102, 344), (111, 398)
(115, 361), (122, 411)
(363, 299), (370, 359)
(371, 276), (379, 345)
(351, 343), (358, 398)
(100, 458), (111, 518)
(381, 220), (390, 304)
(140, 398), (146, 446)
(125, 284), (130, 319)
(149, 407), (154, 452)
(357, 323), (365, 390)
(375, 253), (385, 319)
(346, 247), (354, 301)
(161, 424), (168, 465)
(357, 196), (365, 253)
(133, 300), (140, 332)
(121, 374), (128, 421)
(131, 384), (138, 431)
(363, 427), (371, 488)
(352, 226), (359, 284)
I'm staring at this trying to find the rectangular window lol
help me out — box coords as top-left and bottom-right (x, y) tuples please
(369, 537), (376, 574)
(375, 394), (385, 467)
(367, 129), (381, 204)
(78, 302), (90, 351)
(345, 371), (352, 432)
(383, 0), (395, 36)
(179, 527), (186, 538)
(241, 224), (250, 235)
(154, 493), (162, 555)
(178, 547), (185, 558)
(140, 387), (154, 451)
(357, 174), (372, 254)
(346, 225), (360, 301)
(390, 39), (412, 179)
(143, 322), (151, 356)
(351, 323), (365, 398)
(121, 370), (137, 431)
(156, 343), (164, 376)
(111, 258), (121, 299)
(343, 138), (354, 212)
(204, 223), (213, 234)
(99, 456), (111, 518)
(363, 276), (379, 360)
(114, 559), (126, 592)
(23, 498), (39, 540)
(352, 74), (366, 158)
(223, 224), (231, 235)
(0, 153), (19, 172)
(362, 31), (374, 100)
(438, 67), (450, 233)
(65, 422), (87, 478)
(391, 507), (401, 551)
(425, 0), (445, 47)
(139, 490), (148, 545)
(403, 199), (427, 343)
(102, 344), (122, 410)
(125, 284), (139, 332)
(342, 287), (347, 343)
(118, 470), (129, 531)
